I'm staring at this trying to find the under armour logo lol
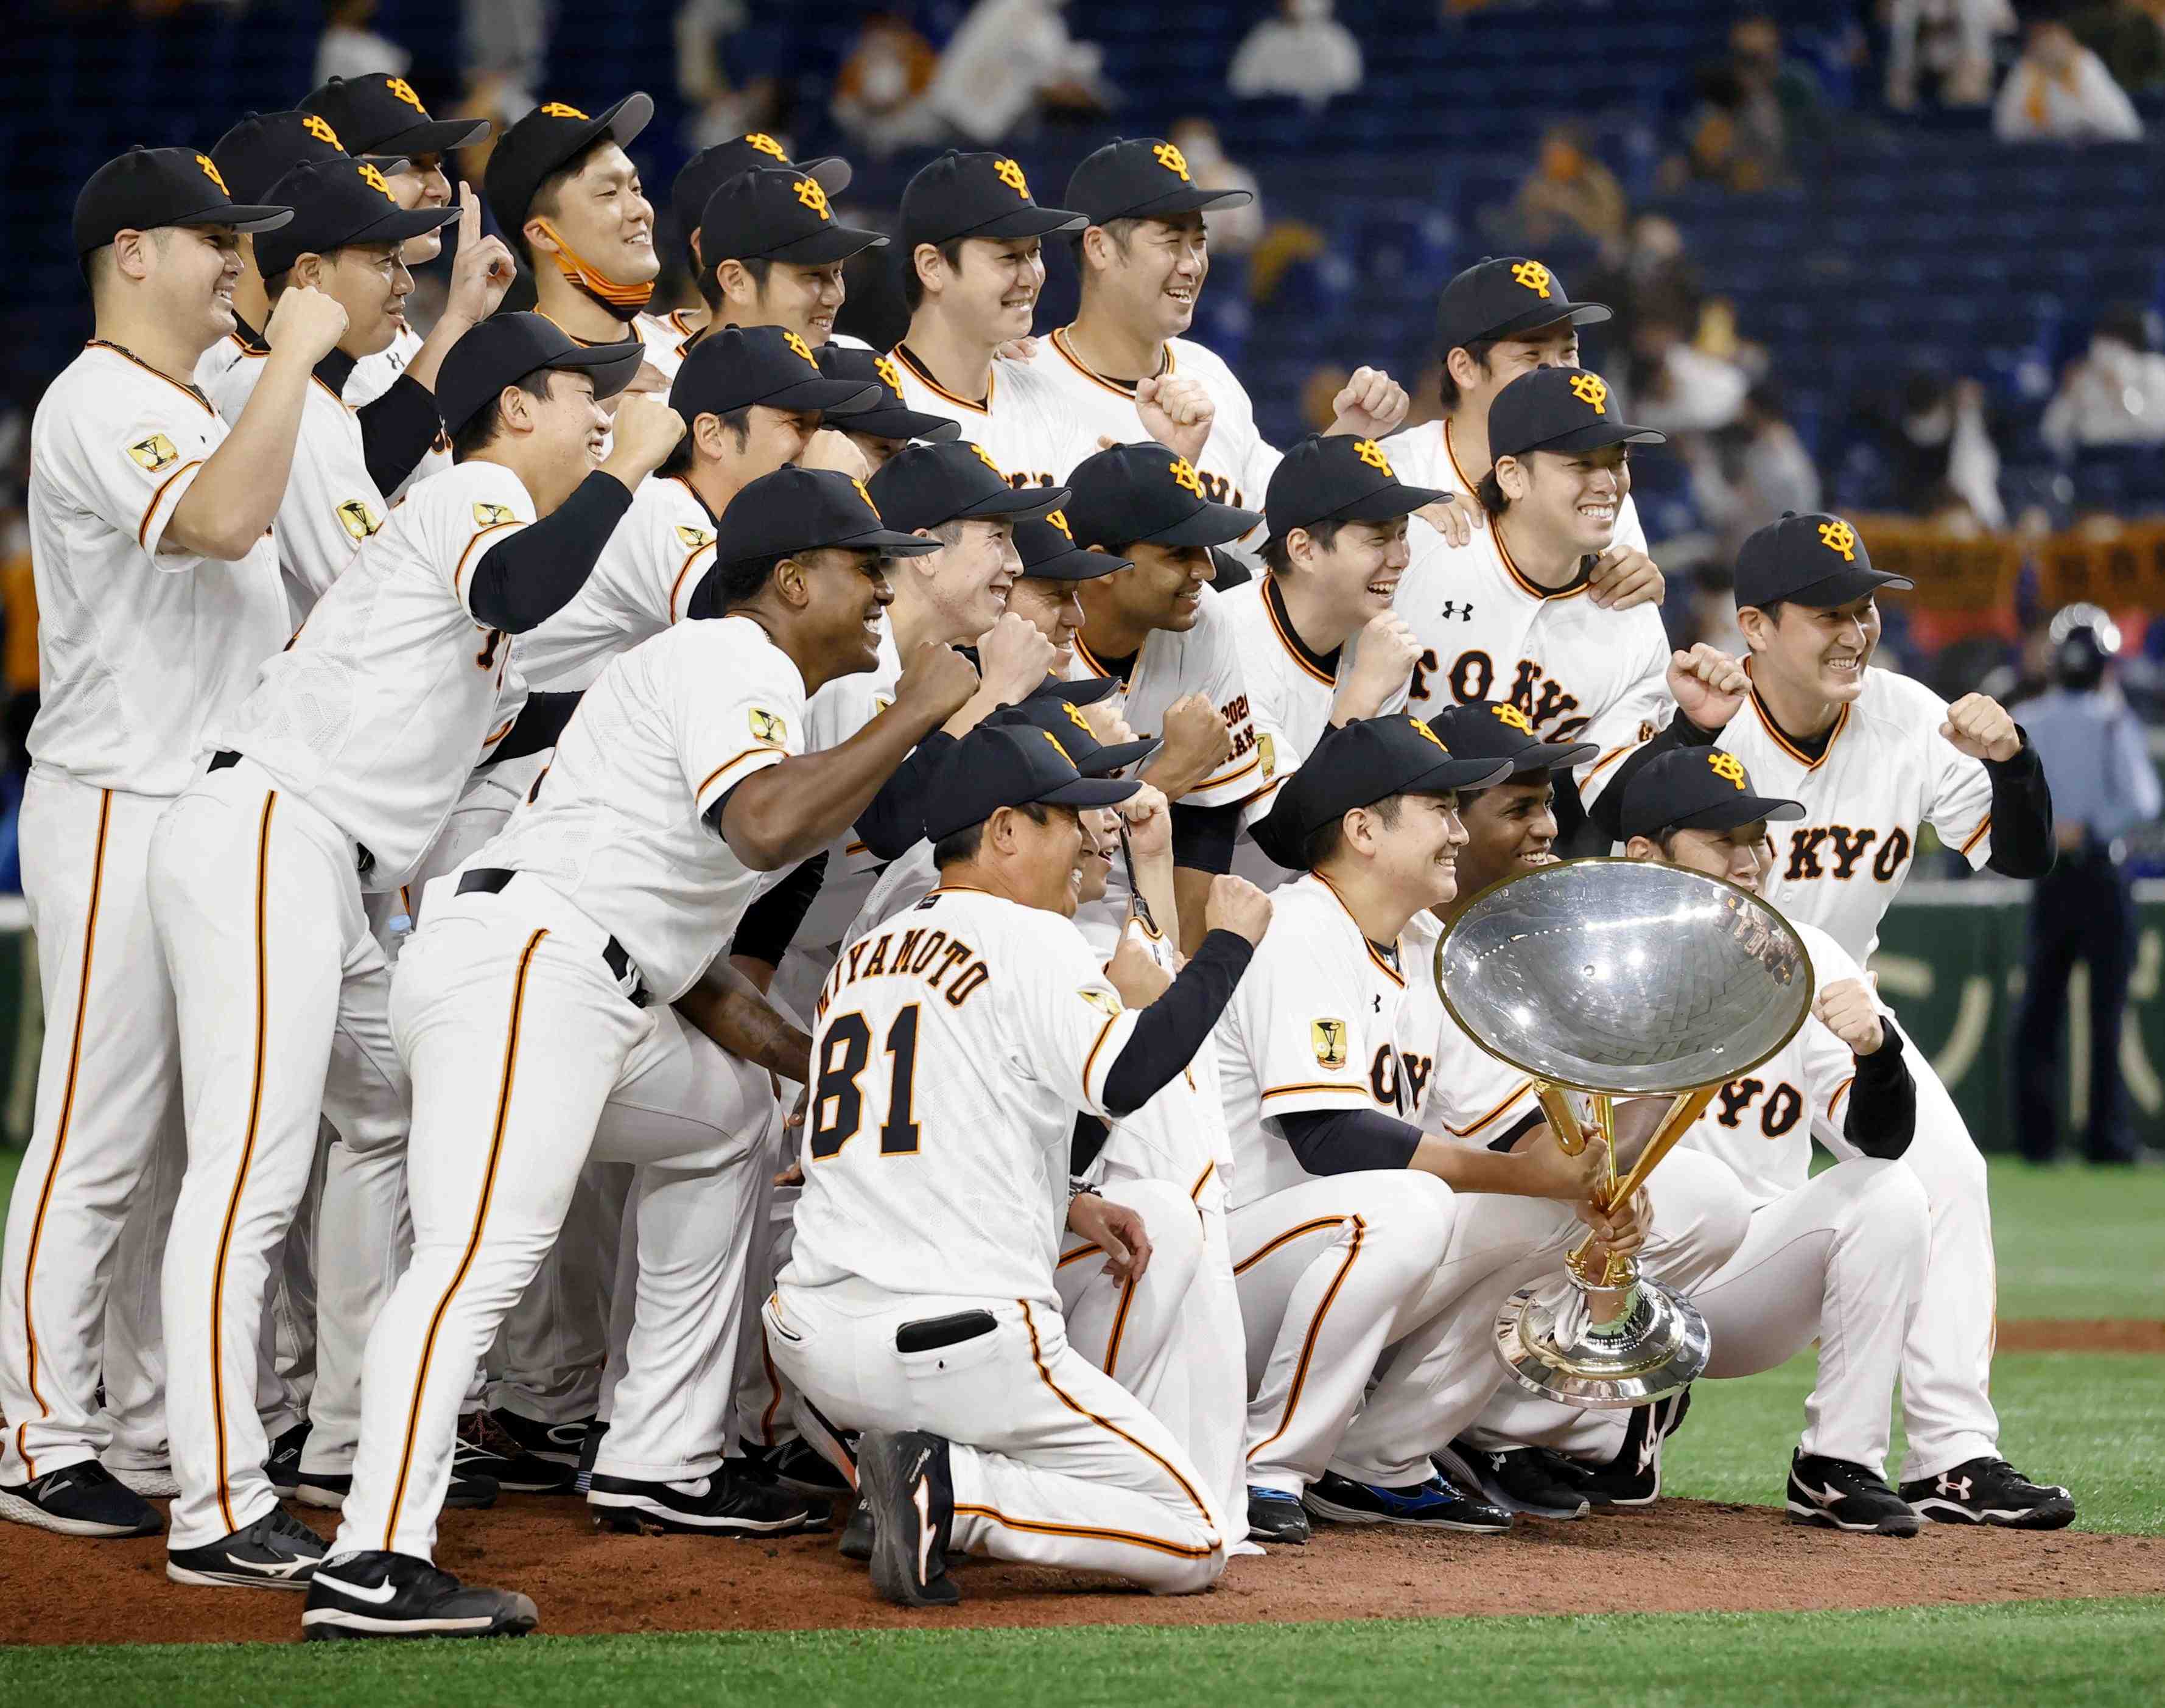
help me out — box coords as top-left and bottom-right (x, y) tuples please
(303, 114), (342, 147)
(1512, 259), (1552, 298)
(1817, 518), (1858, 561)
(794, 177), (831, 220)
(1353, 438), (1393, 476)
(1168, 457), (1204, 497)
(1568, 373), (1609, 415)
(196, 153), (229, 194)
(1708, 752), (1748, 791)
(358, 162), (395, 200)
(386, 77), (426, 112)
(1045, 507), (1073, 541)
(993, 158), (1030, 196)
(1937, 1474), (1972, 1501)
(1490, 702), (1532, 733)
(783, 329), (818, 368)
(746, 132), (787, 159)
(539, 102), (589, 120)
(1438, 601), (1474, 622)
(1153, 141), (1190, 180)
(874, 354), (905, 397)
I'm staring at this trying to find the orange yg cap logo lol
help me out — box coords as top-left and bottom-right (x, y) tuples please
(1040, 729), (1073, 765)
(745, 132), (787, 159)
(1168, 458), (1204, 497)
(539, 102), (589, 120)
(970, 442), (1006, 477)
(1408, 717), (1450, 753)
(1568, 373), (1608, 415)
(386, 77), (426, 113)
(1353, 439), (1393, 476)
(874, 354), (905, 398)
(302, 114), (342, 147)
(994, 158), (1030, 197)
(358, 163), (395, 201)
(1045, 507), (1073, 541)
(794, 177), (831, 220)
(1511, 259), (1552, 298)
(784, 329), (818, 368)
(1489, 702), (1534, 735)
(1817, 518), (1857, 561)
(852, 477), (880, 517)
(1708, 752), (1749, 791)
(1060, 700), (1094, 737)
(1153, 142), (1191, 181)
(196, 153), (229, 194)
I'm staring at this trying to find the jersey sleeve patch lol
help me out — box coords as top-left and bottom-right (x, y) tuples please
(1311, 1018), (1349, 1068)
(1078, 986), (1123, 1018)
(127, 433), (179, 472)
(749, 707), (788, 747)
(473, 500), (518, 526)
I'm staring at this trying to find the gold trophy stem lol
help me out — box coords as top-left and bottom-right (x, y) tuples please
(1560, 1084), (1722, 1296)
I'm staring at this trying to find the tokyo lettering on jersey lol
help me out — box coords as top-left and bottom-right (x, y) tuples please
(1213, 873), (1441, 1209)
(1719, 667), (1993, 962)
(516, 474), (717, 691)
(784, 887), (1141, 1305)
(888, 343), (1072, 490)
(475, 614), (807, 1002)
(209, 461), (533, 886)
(27, 341), (289, 796)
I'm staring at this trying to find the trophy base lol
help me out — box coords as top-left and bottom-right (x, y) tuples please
(1493, 1278), (1711, 1409)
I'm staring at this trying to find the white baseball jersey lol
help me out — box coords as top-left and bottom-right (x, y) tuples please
(1026, 331), (1277, 559)
(888, 343), (1072, 489)
(796, 625), (904, 950)
(476, 614), (806, 1002)
(784, 886), (1141, 1306)
(633, 310), (693, 386)
(1392, 519), (1672, 813)
(348, 324), (451, 494)
(515, 473), (716, 691)
(1213, 873), (1441, 1209)
(1720, 667), (1995, 963)
(26, 341), (289, 796)
(202, 348), (385, 621)
(1382, 417), (1647, 555)
(209, 460), (532, 886)
(191, 324), (255, 401)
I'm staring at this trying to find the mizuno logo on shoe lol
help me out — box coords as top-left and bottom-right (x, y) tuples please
(1799, 1479), (1848, 1510)
(228, 1551), (315, 1578)
(313, 1572), (398, 1603)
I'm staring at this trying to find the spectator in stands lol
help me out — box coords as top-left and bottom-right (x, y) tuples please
(1168, 117), (1265, 254)
(1506, 123), (1627, 250)
(925, 0), (1114, 144)
(2071, 0), (2165, 94)
(1668, 14), (1822, 192)
(1886, 0), (2015, 110)
(1860, 368), (2008, 531)
(1682, 381), (1823, 561)
(1624, 297), (1749, 436)
(1994, 17), (2145, 139)
(1227, 0), (1364, 109)
(316, 1), (409, 86)
(464, 0), (551, 133)
(830, 12), (944, 155)
(2011, 606), (2162, 1164)
(677, 0), (787, 148)
(2041, 305), (2165, 454)
(1585, 212), (1704, 331)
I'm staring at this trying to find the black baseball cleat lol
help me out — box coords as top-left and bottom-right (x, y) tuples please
(1246, 1485), (1311, 1545)
(167, 1505), (327, 1589)
(838, 1491), (875, 1561)
(857, 1430), (961, 1608)
(587, 1463), (827, 1536)
(1303, 1468), (1514, 1533)
(295, 1468), (499, 1511)
(265, 1421), (311, 1498)
(1788, 1451), (1922, 1535)
(745, 1438), (854, 1497)
(1900, 1458), (2076, 1530)
(574, 1419), (609, 1495)
(457, 1409), (576, 1494)
(303, 1549), (538, 1640)
(1438, 1439), (1591, 1520)
(0, 1460), (164, 1538)
(1579, 1397), (1674, 1507)
(486, 1409), (592, 1473)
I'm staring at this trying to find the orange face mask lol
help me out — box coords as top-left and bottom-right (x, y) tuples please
(530, 217), (654, 317)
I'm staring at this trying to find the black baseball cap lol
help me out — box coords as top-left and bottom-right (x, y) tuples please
(1064, 136), (1254, 224)
(210, 111), (386, 208)
(922, 723), (1140, 843)
(1017, 509), (1126, 580)
(1733, 511), (1912, 611)
(434, 310), (645, 436)
(74, 145), (293, 259)
(988, 696), (1162, 775)
(866, 440), (1067, 532)
(1064, 443), (1261, 551)
(301, 74), (491, 159)
(815, 345), (960, 441)
(670, 324), (880, 424)
(253, 157), (459, 279)
(673, 135), (851, 266)
(712, 465), (939, 570)
(901, 150), (1086, 249)
(699, 166), (887, 269)
(1251, 714), (1515, 870)
(485, 93), (654, 240)
(1263, 433), (1450, 541)
(1426, 702), (1597, 779)
(1488, 366), (1665, 462)
(1618, 749), (1805, 842)
(1435, 255), (1612, 355)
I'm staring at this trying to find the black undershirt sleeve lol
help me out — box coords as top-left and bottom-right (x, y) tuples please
(1276, 1105), (1423, 1175)
(1981, 733), (2054, 878)
(1101, 931), (1253, 1116)
(729, 853), (830, 968)
(1170, 799), (1241, 875)
(1842, 1027), (1915, 1159)
(1071, 1113), (1111, 1177)
(1488, 1107), (1548, 1155)
(482, 691), (581, 766)
(356, 374), (445, 497)
(857, 731), (958, 861)
(1579, 712), (1722, 845)
(466, 471), (634, 634)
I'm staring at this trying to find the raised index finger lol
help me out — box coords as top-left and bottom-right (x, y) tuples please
(458, 180), (479, 247)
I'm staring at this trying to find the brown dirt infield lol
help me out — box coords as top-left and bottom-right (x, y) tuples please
(3, 1493), (2161, 1647)
(1996, 1318), (2165, 1354)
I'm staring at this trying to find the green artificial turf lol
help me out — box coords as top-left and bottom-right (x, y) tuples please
(1984, 1160), (2165, 1319)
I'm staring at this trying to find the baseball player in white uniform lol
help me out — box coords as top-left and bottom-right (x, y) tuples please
(298, 466), (977, 1638)
(816, 343), (965, 474)
(1062, 444), (1273, 951)
(690, 164), (887, 365)
(147, 315), (666, 1588)
(1215, 716), (1637, 1544)
(0, 149), (328, 1542)
(885, 150), (1086, 489)
(1608, 751), (1932, 1536)
(1220, 433), (1449, 882)
(768, 721), (1272, 1606)
(1709, 511), (2072, 1530)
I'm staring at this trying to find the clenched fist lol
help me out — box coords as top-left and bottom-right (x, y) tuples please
(1667, 643), (1749, 732)
(264, 283), (349, 365)
(973, 611), (1058, 704)
(1148, 691), (1234, 798)
(604, 392), (687, 480)
(795, 426), (871, 478)
(1325, 366), (1410, 439)
(1117, 782), (1173, 860)
(1940, 693), (2021, 763)
(893, 640), (980, 725)
(1107, 928), (1174, 1007)
(1204, 873), (1272, 943)
(1136, 373), (1216, 466)
(1337, 611), (1422, 721)
(1814, 978), (1886, 1056)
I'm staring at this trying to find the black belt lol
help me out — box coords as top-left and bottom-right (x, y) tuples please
(457, 867), (640, 993)
(210, 751), (373, 873)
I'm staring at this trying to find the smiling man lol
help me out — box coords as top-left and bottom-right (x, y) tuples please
(692, 164), (887, 358)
